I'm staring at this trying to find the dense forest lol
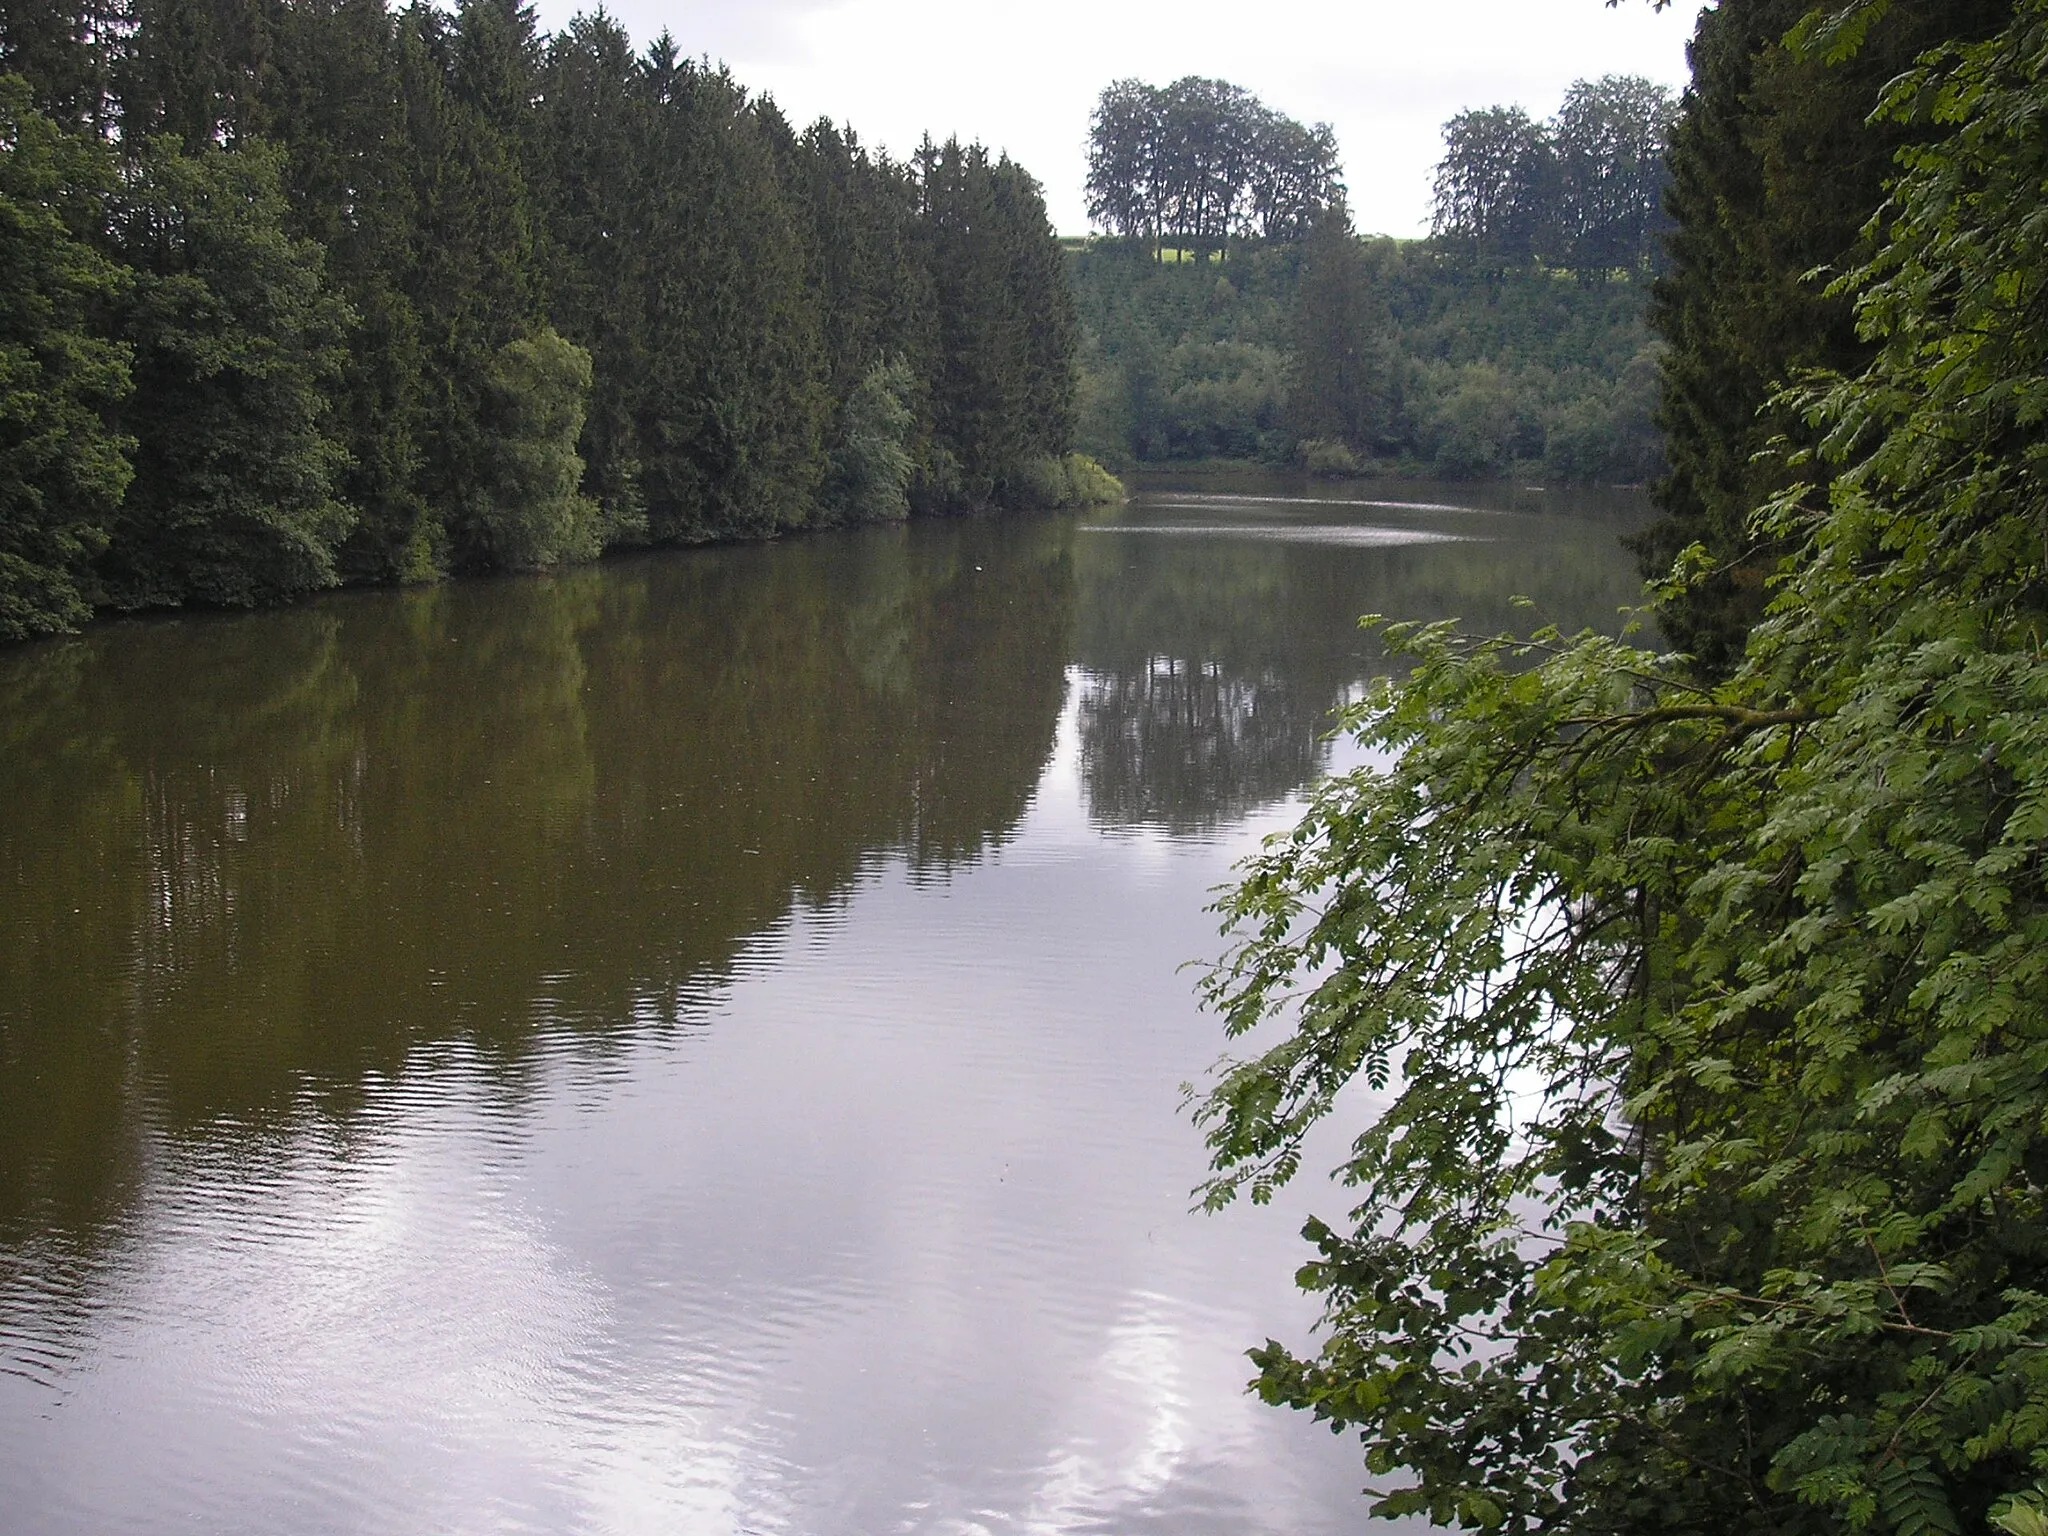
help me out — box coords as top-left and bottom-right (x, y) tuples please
(0, 0), (1101, 644)
(1069, 74), (1675, 483)
(1199, 0), (2048, 1530)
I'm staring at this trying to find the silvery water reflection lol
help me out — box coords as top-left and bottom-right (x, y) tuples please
(0, 476), (1648, 1533)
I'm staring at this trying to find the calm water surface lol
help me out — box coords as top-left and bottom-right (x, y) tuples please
(0, 475), (1648, 1534)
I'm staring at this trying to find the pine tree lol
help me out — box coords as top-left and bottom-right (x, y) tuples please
(918, 141), (1075, 508)
(1288, 201), (1393, 457)
(632, 58), (825, 541)
(118, 0), (277, 149)
(1643, 0), (2011, 674)
(534, 10), (648, 544)
(268, 0), (433, 581)
(0, 0), (118, 128)
(398, 0), (541, 573)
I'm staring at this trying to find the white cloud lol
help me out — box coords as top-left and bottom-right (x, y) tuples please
(538, 0), (1703, 236)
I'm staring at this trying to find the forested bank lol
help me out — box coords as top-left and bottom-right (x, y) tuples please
(0, 0), (1095, 644)
(1199, 0), (2048, 1530)
(1069, 74), (1674, 485)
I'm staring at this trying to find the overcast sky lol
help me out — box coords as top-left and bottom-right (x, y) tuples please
(530, 0), (1704, 238)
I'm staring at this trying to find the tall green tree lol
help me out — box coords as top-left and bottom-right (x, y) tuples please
(1545, 75), (1677, 276)
(1200, 3), (2048, 1531)
(919, 139), (1075, 508)
(1287, 201), (1394, 456)
(267, 0), (434, 582)
(398, 0), (541, 573)
(101, 136), (355, 608)
(632, 53), (826, 541)
(462, 325), (599, 567)
(117, 0), (277, 149)
(1429, 105), (1552, 268)
(0, 0), (117, 127)
(533, 9), (648, 544)
(1642, 0), (2009, 674)
(0, 0), (1087, 635)
(1085, 76), (1340, 256)
(0, 73), (131, 639)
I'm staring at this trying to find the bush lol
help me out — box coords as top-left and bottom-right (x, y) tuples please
(824, 359), (916, 524)
(1014, 452), (1127, 508)
(465, 328), (602, 569)
(1061, 452), (1126, 505)
(1299, 438), (1362, 476)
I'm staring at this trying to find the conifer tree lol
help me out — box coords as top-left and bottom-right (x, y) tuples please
(268, 0), (433, 581)
(0, 0), (1084, 630)
(399, 0), (541, 573)
(632, 58), (825, 541)
(1643, 0), (2010, 673)
(534, 10), (648, 544)
(118, 0), (277, 149)
(1288, 201), (1394, 457)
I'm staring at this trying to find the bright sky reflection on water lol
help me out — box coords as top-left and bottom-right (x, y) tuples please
(0, 475), (1650, 1534)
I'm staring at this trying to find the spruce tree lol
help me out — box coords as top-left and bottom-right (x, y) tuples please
(1288, 201), (1393, 458)
(534, 10), (648, 545)
(632, 58), (825, 542)
(399, 0), (540, 573)
(1644, 0), (2011, 674)
(268, 0), (434, 581)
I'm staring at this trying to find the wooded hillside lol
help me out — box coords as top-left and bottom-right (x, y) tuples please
(1069, 73), (1674, 485)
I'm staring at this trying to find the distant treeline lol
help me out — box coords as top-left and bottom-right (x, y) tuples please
(1085, 77), (1343, 257)
(0, 0), (1093, 644)
(1070, 75), (1670, 485)
(1431, 76), (1678, 276)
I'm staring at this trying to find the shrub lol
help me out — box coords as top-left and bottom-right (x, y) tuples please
(1300, 438), (1362, 476)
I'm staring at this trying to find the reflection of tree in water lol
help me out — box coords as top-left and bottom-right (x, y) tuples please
(1071, 491), (1656, 832)
(0, 515), (1075, 1329)
(1077, 658), (1327, 833)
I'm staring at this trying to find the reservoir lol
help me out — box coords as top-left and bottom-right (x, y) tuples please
(0, 476), (1647, 1534)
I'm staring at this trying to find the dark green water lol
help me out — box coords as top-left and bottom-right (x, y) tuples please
(0, 476), (1648, 1534)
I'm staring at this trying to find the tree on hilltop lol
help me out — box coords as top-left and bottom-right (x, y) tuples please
(1086, 76), (1341, 258)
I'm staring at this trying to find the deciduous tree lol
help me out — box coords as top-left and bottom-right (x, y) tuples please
(1201, 5), (2048, 1531)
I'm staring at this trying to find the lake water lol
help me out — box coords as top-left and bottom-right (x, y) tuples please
(0, 475), (1649, 1535)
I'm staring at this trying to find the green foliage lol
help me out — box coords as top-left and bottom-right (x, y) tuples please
(825, 358), (916, 525)
(1014, 452), (1126, 509)
(1300, 439), (1361, 477)
(1200, 2), (2048, 1529)
(1430, 76), (1679, 278)
(1289, 202), (1396, 457)
(1086, 76), (1341, 255)
(460, 326), (601, 568)
(102, 135), (354, 609)
(1058, 452), (1124, 506)
(0, 75), (132, 640)
(916, 137), (1079, 512)
(1069, 236), (1661, 482)
(0, 1), (1080, 637)
(1641, 0), (2009, 676)
(266, 0), (434, 585)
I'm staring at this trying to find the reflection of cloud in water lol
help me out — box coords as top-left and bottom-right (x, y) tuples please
(1080, 524), (1470, 547)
